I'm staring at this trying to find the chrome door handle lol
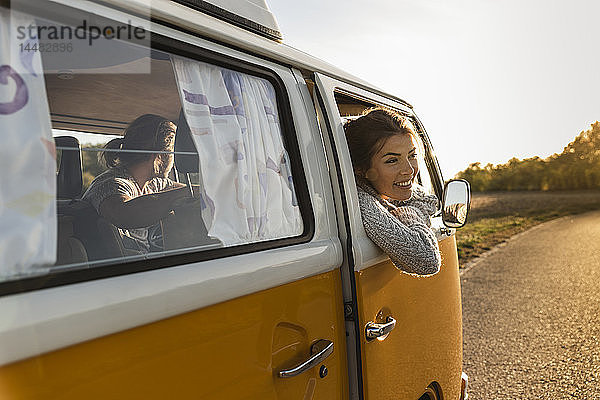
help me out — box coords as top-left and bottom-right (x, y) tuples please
(365, 316), (396, 341)
(278, 339), (334, 378)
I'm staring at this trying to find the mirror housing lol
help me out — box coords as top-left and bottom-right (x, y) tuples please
(442, 179), (471, 228)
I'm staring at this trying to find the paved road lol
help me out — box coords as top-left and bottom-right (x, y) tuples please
(460, 210), (600, 399)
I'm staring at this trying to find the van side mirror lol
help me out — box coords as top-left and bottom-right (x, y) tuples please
(441, 179), (471, 228)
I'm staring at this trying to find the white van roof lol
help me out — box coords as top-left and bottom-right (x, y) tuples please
(173, 0), (282, 41)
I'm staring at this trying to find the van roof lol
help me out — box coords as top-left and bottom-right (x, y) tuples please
(98, 0), (412, 108)
(172, 0), (283, 41)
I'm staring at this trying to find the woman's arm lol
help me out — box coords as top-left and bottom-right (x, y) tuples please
(358, 189), (441, 275)
(98, 186), (192, 229)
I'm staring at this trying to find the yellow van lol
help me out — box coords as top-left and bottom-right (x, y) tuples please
(0, 0), (470, 399)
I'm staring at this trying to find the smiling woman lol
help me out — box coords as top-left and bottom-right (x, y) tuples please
(344, 107), (441, 275)
(365, 134), (419, 200)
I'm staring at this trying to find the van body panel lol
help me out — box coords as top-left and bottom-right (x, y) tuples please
(288, 68), (342, 248)
(0, 269), (348, 399)
(0, 240), (341, 366)
(355, 236), (462, 400)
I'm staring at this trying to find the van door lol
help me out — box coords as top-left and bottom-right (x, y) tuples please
(0, 3), (348, 399)
(314, 73), (463, 399)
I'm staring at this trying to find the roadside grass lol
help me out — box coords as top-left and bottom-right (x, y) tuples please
(456, 190), (600, 265)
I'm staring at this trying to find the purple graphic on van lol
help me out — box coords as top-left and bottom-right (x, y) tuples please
(0, 65), (28, 115)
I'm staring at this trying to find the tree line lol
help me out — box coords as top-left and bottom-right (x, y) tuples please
(456, 121), (600, 192)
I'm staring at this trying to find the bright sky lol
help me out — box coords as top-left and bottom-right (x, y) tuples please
(267, 0), (600, 178)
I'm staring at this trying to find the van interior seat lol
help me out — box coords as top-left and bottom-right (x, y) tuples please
(56, 215), (88, 265)
(56, 136), (83, 202)
(55, 136), (88, 265)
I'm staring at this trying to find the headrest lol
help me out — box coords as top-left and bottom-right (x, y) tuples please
(174, 110), (199, 173)
(55, 136), (83, 199)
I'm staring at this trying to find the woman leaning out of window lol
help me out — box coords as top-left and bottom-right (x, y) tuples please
(344, 107), (441, 275)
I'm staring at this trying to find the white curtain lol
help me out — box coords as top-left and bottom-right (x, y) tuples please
(171, 57), (302, 246)
(0, 9), (56, 279)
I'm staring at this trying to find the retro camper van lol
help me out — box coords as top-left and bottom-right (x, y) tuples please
(0, 0), (470, 399)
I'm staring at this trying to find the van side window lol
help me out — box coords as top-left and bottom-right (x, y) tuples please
(171, 57), (303, 246)
(334, 92), (436, 196)
(0, 11), (305, 286)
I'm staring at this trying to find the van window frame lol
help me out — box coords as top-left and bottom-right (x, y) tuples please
(411, 115), (445, 197)
(0, 28), (314, 297)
